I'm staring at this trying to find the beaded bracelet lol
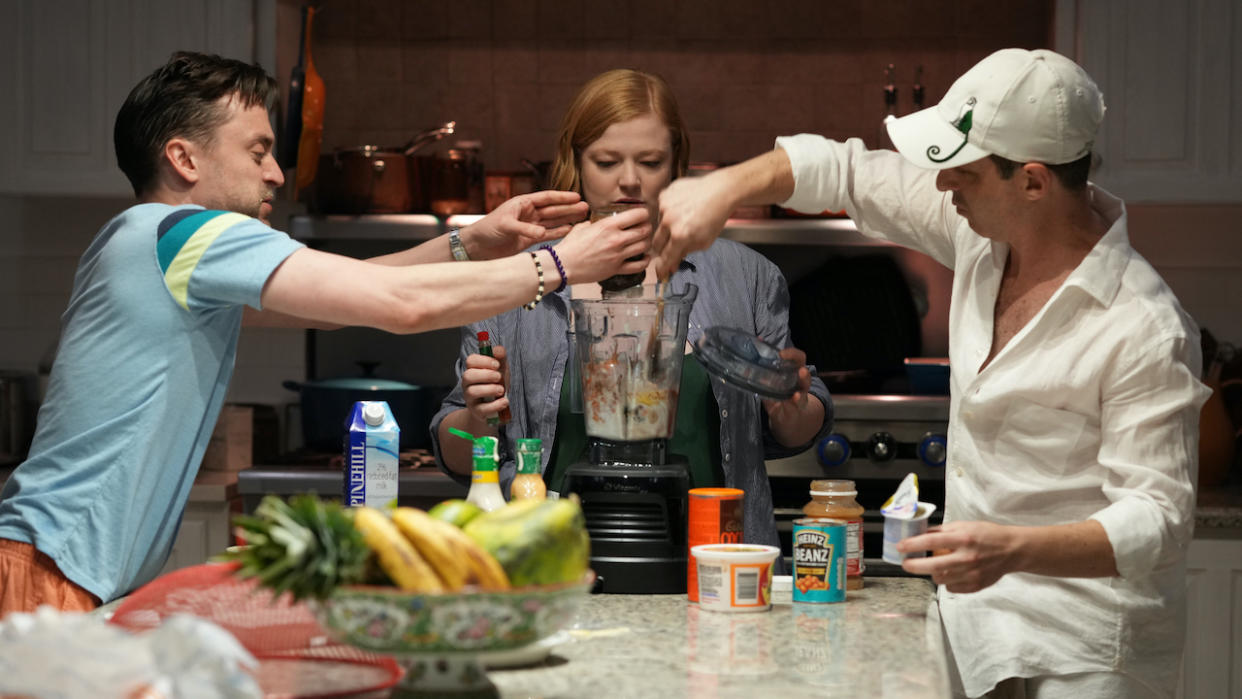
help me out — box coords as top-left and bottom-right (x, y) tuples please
(541, 245), (568, 293)
(523, 251), (544, 310)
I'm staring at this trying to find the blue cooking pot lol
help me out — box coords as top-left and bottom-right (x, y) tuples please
(283, 376), (433, 452)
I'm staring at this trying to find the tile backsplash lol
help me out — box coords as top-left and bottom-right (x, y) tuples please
(305, 0), (1055, 169)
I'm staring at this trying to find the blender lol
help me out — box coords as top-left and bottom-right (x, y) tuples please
(562, 283), (698, 593)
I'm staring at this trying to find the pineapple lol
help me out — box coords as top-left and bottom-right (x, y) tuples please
(224, 494), (370, 601)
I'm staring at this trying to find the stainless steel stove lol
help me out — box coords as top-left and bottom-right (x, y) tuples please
(765, 394), (949, 575)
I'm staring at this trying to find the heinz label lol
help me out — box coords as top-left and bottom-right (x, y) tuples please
(792, 518), (846, 603)
(344, 401), (400, 509)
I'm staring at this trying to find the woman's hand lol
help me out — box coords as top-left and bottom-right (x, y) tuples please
(461, 347), (510, 425)
(762, 346), (812, 413)
(552, 206), (651, 285)
(460, 191), (590, 260)
(762, 347), (822, 447)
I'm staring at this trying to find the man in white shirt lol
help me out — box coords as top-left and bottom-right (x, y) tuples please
(650, 48), (1211, 699)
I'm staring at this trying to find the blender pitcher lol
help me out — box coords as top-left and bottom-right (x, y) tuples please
(570, 284), (699, 444)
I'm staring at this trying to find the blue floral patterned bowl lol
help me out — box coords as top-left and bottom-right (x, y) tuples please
(310, 573), (593, 655)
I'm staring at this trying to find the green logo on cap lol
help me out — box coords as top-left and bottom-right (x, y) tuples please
(927, 98), (976, 163)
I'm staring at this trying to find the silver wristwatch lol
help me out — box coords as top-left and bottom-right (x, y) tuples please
(448, 227), (470, 261)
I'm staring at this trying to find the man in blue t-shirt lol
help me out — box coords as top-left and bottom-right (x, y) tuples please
(0, 51), (653, 613)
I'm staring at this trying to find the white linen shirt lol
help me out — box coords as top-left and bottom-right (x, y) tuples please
(777, 134), (1210, 697)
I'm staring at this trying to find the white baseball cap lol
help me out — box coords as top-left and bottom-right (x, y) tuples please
(885, 48), (1106, 170)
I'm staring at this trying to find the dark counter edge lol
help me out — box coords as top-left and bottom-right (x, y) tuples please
(1, 464), (1239, 529)
(236, 465), (468, 504)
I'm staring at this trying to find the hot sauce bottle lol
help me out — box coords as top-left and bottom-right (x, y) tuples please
(476, 331), (512, 426)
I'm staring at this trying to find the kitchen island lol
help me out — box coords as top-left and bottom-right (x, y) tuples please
(483, 577), (947, 698)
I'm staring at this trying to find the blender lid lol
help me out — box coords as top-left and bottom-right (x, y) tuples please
(693, 326), (799, 400)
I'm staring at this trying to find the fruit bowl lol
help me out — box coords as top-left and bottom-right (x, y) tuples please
(312, 572), (592, 654)
(309, 573), (594, 696)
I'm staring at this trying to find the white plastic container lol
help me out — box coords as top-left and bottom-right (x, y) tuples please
(690, 544), (780, 613)
(881, 502), (937, 564)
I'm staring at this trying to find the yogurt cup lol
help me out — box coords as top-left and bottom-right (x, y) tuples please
(881, 502), (937, 564)
(690, 544), (780, 612)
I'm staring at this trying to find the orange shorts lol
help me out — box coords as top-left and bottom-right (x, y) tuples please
(0, 538), (99, 618)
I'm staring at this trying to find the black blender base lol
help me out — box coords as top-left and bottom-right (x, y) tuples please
(591, 555), (686, 594)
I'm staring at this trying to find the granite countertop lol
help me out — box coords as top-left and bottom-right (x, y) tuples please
(1196, 483), (1242, 529)
(87, 576), (943, 698)
(486, 577), (948, 698)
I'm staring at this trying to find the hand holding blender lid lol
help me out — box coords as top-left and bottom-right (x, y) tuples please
(691, 327), (802, 400)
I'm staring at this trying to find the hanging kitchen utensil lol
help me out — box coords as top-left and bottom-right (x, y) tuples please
(294, 4), (325, 193)
(278, 4), (308, 170)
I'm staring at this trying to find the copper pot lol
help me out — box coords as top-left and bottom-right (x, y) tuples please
(313, 122), (456, 215)
(314, 146), (433, 214)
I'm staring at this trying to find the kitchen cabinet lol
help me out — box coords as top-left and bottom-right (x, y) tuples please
(1057, 0), (1242, 203)
(0, 0), (276, 196)
(158, 472), (240, 575)
(1182, 532), (1242, 699)
(158, 499), (234, 575)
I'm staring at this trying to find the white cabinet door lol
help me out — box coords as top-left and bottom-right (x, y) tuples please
(1182, 536), (1242, 699)
(159, 500), (235, 576)
(0, 0), (265, 196)
(1061, 0), (1242, 202)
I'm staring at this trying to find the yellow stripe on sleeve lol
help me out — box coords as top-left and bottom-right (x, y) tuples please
(163, 212), (249, 310)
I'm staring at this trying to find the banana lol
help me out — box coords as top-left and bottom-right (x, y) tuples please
(425, 516), (511, 591)
(351, 506), (444, 593)
(391, 507), (472, 590)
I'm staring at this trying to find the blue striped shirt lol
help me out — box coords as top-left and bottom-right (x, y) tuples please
(430, 239), (832, 549)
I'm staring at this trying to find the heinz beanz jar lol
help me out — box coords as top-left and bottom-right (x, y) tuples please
(792, 518), (847, 603)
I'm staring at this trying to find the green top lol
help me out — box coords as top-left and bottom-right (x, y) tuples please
(545, 354), (723, 493)
(472, 435), (499, 471)
(516, 438), (542, 475)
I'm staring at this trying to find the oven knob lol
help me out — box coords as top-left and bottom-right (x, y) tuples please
(918, 433), (948, 467)
(867, 432), (896, 462)
(816, 434), (850, 467)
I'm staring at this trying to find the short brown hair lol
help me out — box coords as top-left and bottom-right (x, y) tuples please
(114, 51), (278, 197)
(989, 153), (1092, 190)
(549, 69), (690, 193)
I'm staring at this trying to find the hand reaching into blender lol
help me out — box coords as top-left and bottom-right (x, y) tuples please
(436, 205), (652, 470)
(431, 69), (829, 556)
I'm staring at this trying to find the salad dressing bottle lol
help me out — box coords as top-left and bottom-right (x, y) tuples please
(510, 438), (547, 501)
(467, 435), (506, 511)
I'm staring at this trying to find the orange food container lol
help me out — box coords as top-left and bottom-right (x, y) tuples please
(687, 487), (744, 602)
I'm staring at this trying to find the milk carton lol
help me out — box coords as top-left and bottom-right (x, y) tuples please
(344, 401), (399, 509)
